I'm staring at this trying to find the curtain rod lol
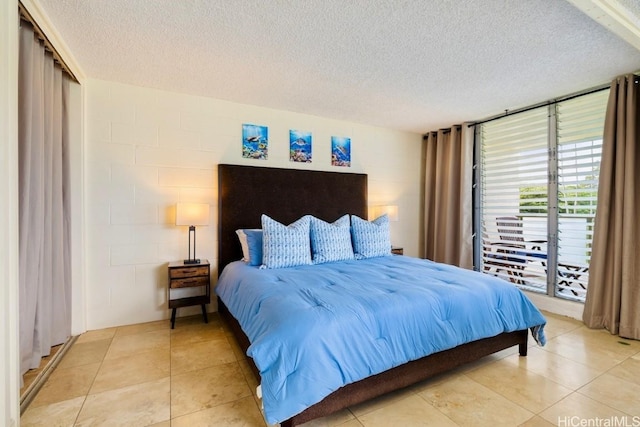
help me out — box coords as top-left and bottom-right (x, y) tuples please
(467, 84), (612, 128)
(18, 2), (79, 83)
(425, 124), (462, 136)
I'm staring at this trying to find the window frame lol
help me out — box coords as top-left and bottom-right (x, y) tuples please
(473, 88), (608, 302)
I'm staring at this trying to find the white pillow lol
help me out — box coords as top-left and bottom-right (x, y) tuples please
(236, 229), (251, 261)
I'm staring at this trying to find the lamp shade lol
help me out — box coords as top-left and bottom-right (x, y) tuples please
(370, 205), (399, 222)
(175, 203), (210, 226)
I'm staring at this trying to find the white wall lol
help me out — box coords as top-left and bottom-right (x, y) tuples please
(84, 79), (422, 330)
(1, 0), (20, 425)
(69, 81), (86, 336)
(524, 291), (584, 321)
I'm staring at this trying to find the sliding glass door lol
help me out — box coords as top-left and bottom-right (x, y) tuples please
(555, 92), (607, 300)
(480, 109), (548, 293)
(478, 90), (608, 302)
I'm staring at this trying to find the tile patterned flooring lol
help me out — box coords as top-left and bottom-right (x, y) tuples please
(21, 311), (640, 426)
(20, 344), (63, 397)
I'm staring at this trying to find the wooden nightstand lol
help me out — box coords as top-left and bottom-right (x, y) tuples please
(168, 260), (210, 329)
(391, 246), (403, 255)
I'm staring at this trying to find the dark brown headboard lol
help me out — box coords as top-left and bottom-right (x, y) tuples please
(217, 164), (368, 275)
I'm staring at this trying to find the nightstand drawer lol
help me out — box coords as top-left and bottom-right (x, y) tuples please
(168, 260), (210, 328)
(170, 276), (209, 289)
(169, 265), (209, 279)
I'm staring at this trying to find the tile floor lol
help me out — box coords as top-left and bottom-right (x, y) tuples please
(21, 344), (63, 397)
(21, 311), (640, 426)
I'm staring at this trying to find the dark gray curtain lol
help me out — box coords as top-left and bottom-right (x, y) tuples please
(422, 125), (473, 269)
(583, 74), (640, 340)
(18, 21), (71, 375)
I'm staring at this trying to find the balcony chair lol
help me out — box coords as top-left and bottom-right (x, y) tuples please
(557, 263), (589, 297)
(493, 216), (547, 285)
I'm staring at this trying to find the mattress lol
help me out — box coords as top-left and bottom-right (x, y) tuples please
(216, 255), (546, 424)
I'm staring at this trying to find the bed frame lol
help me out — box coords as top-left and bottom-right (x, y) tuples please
(217, 164), (528, 427)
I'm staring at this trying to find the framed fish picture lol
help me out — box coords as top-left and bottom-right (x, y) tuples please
(242, 124), (268, 160)
(289, 130), (312, 163)
(331, 136), (351, 167)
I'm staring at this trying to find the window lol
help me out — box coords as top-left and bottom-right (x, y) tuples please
(555, 92), (607, 300)
(478, 90), (608, 302)
(480, 109), (548, 292)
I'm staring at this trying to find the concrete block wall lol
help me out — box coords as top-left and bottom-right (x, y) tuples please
(84, 78), (422, 329)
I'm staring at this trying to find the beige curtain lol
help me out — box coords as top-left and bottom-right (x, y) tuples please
(19, 21), (72, 375)
(583, 74), (640, 340)
(422, 124), (473, 269)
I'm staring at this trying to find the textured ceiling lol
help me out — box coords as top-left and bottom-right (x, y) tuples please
(620, 0), (640, 25)
(35, 0), (640, 133)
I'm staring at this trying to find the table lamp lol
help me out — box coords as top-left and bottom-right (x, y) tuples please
(370, 205), (399, 222)
(175, 202), (210, 264)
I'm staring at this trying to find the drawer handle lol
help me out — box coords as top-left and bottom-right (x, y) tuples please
(182, 280), (197, 286)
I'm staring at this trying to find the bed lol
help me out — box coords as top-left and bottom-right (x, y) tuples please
(216, 164), (546, 426)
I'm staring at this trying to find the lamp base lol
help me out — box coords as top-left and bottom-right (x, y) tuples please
(183, 259), (201, 264)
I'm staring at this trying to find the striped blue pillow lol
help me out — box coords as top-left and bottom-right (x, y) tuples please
(351, 214), (391, 259)
(309, 215), (354, 264)
(261, 214), (312, 268)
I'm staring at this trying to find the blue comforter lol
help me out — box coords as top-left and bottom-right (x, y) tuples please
(216, 256), (546, 424)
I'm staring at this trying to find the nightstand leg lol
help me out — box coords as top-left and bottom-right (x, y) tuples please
(201, 304), (208, 324)
(171, 308), (177, 329)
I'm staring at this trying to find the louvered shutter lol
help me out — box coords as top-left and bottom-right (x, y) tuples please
(480, 107), (549, 291)
(555, 90), (608, 300)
